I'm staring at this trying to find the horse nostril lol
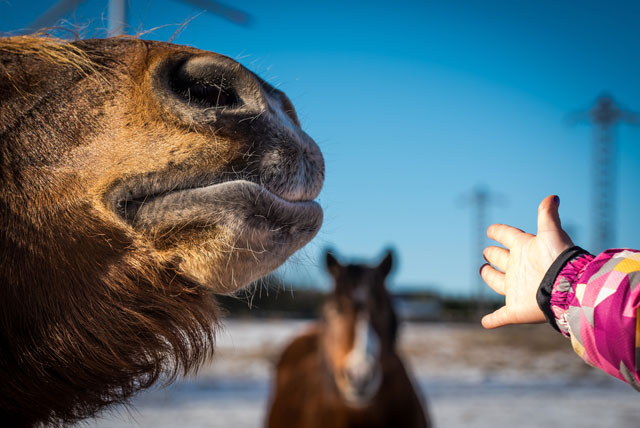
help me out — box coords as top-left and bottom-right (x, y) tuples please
(343, 366), (364, 386)
(168, 57), (241, 110)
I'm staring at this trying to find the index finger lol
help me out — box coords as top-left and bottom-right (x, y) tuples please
(487, 224), (527, 249)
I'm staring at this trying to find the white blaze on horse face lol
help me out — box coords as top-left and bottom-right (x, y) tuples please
(341, 312), (382, 405)
(354, 314), (381, 368)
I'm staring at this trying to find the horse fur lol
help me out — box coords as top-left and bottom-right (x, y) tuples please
(0, 36), (323, 427)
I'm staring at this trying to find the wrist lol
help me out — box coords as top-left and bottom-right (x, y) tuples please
(536, 246), (591, 332)
(549, 254), (593, 336)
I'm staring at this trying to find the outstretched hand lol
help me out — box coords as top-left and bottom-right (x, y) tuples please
(480, 195), (574, 329)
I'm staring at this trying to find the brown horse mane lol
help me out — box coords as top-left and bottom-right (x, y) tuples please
(0, 214), (222, 426)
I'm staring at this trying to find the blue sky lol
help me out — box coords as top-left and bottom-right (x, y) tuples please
(2, 0), (639, 296)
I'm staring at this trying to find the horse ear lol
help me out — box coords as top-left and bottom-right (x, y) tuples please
(325, 249), (342, 277)
(377, 249), (394, 278)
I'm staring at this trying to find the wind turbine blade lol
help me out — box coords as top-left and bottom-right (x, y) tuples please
(178, 0), (251, 26)
(29, 0), (86, 30)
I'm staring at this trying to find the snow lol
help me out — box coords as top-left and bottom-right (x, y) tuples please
(83, 320), (640, 428)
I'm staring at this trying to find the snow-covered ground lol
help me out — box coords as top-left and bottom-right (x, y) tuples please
(85, 320), (640, 428)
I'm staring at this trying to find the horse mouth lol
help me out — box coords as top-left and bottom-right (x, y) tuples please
(336, 360), (383, 408)
(108, 179), (323, 238)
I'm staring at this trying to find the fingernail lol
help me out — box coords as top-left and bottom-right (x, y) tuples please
(554, 195), (560, 206)
(479, 263), (488, 275)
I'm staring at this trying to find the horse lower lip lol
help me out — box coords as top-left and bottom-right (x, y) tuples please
(123, 180), (323, 234)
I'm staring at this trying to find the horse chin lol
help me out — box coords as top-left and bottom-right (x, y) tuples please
(175, 222), (320, 294)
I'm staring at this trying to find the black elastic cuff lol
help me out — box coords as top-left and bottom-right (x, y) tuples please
(536, 246), (590, 333)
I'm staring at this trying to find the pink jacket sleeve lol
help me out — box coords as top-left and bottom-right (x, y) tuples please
(549, 249), (640, 390)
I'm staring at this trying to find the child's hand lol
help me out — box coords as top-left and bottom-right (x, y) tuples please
(480, 195), (574, 328)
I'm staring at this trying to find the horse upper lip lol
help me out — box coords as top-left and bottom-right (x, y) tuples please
(119, 180), (323, 234)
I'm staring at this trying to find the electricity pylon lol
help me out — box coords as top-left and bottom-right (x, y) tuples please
(460, 185), (505, 311)
(569, 94), (638, 252)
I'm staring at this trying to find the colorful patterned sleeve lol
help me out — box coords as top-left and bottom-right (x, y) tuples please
(548, 249), (640, 390)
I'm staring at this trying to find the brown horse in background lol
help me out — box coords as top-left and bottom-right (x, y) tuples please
(266, 250), (430, 428)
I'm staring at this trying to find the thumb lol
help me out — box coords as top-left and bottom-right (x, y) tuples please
(537, 195), (562, 233)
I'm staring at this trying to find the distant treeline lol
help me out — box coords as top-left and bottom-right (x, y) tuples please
(217, 275), (499, 323)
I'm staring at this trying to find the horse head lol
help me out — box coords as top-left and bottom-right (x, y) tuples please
(0, 36), (323, 426)
(322, 250), (398, 407)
